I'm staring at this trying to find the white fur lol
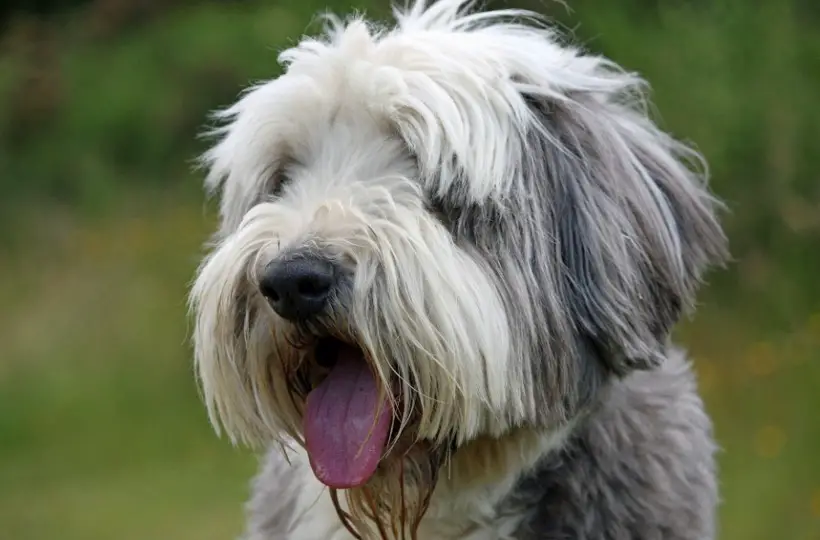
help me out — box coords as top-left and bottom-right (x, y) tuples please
(192, 0), (640, 445)
(193, 0), (585, 450)
(245, 426), (573, 540)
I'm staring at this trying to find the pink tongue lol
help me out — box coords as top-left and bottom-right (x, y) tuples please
(304, 344), (392, 489)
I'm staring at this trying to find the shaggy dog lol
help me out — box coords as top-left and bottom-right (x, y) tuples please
(189, 1), (728, 538)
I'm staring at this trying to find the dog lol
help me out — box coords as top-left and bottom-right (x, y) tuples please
(189, 1), (729, 538)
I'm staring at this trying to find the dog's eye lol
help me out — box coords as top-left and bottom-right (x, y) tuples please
(426, 194), (452, 225)
(245, 171), (289, 210)
(269, 171), (290, 198)
(267, 158), (302, 200)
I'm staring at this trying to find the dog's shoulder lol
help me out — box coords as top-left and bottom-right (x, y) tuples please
(501, 348), (718, 540)
(244, 445), (353, 540)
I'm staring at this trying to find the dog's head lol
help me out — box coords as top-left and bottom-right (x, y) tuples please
(190, 0), (727, 535)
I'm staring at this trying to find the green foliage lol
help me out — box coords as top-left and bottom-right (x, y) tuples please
(0, 197), (258, 540)
(0, 0), (320, 215)
(0, 1), (818, 539)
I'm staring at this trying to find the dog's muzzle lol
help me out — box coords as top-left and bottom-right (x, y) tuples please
(256, 250), (396, 490)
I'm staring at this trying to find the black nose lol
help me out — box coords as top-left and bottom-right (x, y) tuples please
(259, 255), (336, 320)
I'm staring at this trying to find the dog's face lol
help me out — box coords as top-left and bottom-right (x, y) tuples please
(190, 0), (727, 534)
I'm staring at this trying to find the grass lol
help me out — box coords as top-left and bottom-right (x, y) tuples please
(0, 193), (257, 540)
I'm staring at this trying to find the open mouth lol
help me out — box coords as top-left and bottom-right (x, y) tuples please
(302, 337), (395, 490)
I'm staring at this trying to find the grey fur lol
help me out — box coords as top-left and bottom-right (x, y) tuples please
(425, 63), (727, 433)
(503, 348), (718, 539)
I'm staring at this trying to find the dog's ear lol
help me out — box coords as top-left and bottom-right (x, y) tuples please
(521, 91), (728, 376)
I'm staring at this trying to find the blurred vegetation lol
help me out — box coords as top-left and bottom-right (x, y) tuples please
(0, 1), (818, 539)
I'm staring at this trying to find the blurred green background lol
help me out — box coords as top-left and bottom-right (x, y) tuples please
(0, 0), (818, 538)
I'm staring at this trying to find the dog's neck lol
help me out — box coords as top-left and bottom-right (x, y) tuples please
(419, 425), (576, 538)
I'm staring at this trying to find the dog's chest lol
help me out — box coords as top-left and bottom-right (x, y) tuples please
(416, 484), (527, 539)
(286, 479), (525, 540)
(417, 509), (525, 540)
